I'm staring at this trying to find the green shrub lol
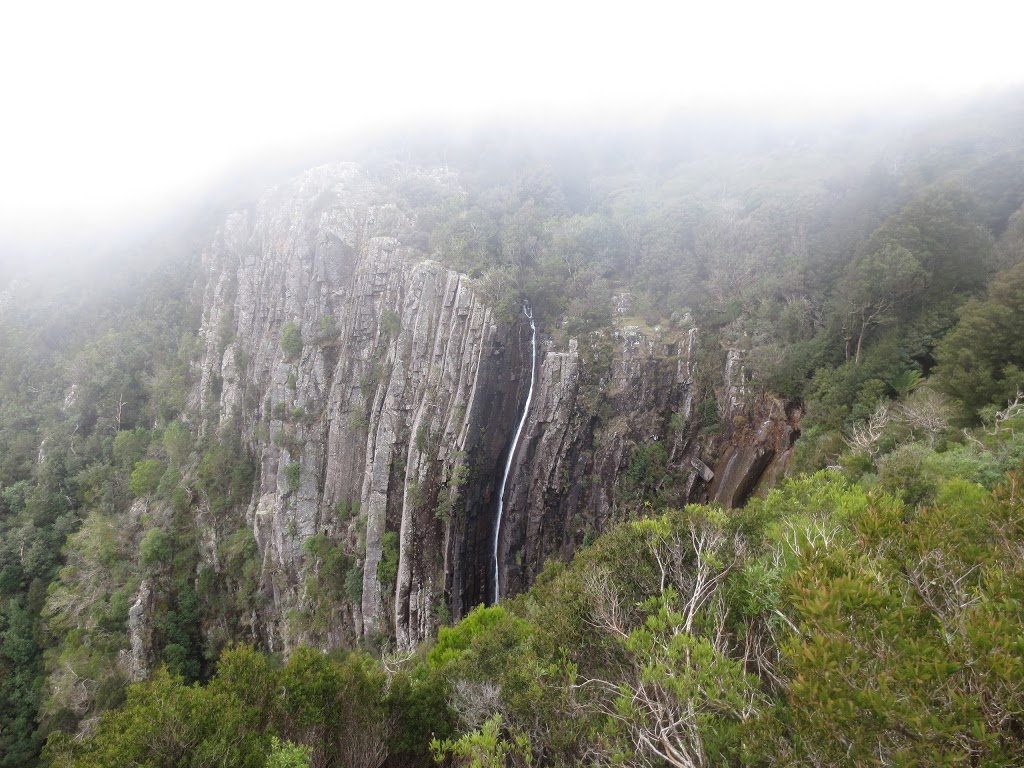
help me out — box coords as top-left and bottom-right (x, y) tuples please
(377, 531), (400, 589)
(380, 309), (401, 338)
(344, 567), (364, 604)
(285, 463), (301, 493)
(281, 321), (303, 360)
(698, 397), (720, 432)
(318, 315), (340, 342)
(156, 467), (182, 499)
(161, 421), (192, 466)
(114, 428), (151, 469)
(336, 499), (359, 522)
(268, 736), (311, 768)
(130, 459), (165, 498)
(140, 528), (172, 568)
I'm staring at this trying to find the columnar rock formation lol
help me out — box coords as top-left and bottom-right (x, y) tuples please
(191, 163), (799, 652)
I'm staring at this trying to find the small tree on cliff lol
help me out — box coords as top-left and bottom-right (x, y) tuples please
(281, 321), (303, 361)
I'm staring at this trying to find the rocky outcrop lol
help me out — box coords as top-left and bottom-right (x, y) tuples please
(126, 580), (152, 682)
(706, 348), (802, 507)
(495, 323), (800, 597)
(707, 397), (802, 507)
(193, 164), (529, 650)
(190, 163), (799, 652)
(498, 323), (694, 596)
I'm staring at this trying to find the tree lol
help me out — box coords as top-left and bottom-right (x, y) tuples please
(43, 667), (265, 768)
(129, 459), (165, 498)
(140, 528), (172, 568)
(934, 259), (1024, 416)
(864, 184), (994, 301)
(113, 428), (151, 469)
(833, 243), (928, 363)
(161, 421), (192, 467)
(844, 401), (893, 456)
(430, 714), (532, 768)
(0, 598), (43, 767)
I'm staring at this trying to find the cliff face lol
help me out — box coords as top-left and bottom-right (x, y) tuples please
(496, 323), (801, 598)
(193, 164), (529, 650)
(191, 164), (798, 652)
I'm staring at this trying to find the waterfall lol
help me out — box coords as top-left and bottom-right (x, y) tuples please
(493, 300), (536, 603)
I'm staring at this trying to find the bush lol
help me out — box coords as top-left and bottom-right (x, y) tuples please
(380, 309), (401, 338)
(318, 315), (340, 342)
(156, 467), (182, 500)
(377, 531), (400, 589)
(130, 459), (165, 498)
(336, 499), (356, 522)
(114, 428), (151, 469)
(268, 737), (311, 768)
(285, 463), (301, 493)
(698, 397), (720, 432)
(140, 528), (172, 568)
(304, 535), (353, 600)
(161, 421), (192, 467)
(344, 567), (364, 604)
(281, 321), (303, 361)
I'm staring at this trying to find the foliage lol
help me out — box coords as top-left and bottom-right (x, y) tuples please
(619, 441), (671, 506)
(303, 534), (353, 604)
(344, 567), (364, 605)
(377, 531), (400, 590)
(833, 242), (928, 363)
(140, 528), (172, 568)
(39, 462), (1024, 767)
(280, 321), (303, 361)
(336, 498), (358, 522)
(43, 667), (266, 768)
(697, 397), (720, 432)
(0, 596), (44, 766)
(113, 428), (151, 470)
(285, 462), (301, 494)
(44, 644), (410, 768)
(317, 315), (340, 344)
(934, 259), (1024, 417)
(267, 737), (311, 768)
(197, 439), (256, 515)
(129, 459), (165, 498)
(379, 309), (402, 338)
(431, 714), (533, 768)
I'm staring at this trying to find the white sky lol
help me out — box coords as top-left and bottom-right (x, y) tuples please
(1, 0), (1023, 238)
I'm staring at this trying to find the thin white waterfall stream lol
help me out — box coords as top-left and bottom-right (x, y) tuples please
(492, 300), (536, 603)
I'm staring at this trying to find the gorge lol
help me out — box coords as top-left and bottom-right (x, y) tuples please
(186, 162), (799, 654)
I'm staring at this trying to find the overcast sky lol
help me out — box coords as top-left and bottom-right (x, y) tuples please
(2, 0), (1023, 239)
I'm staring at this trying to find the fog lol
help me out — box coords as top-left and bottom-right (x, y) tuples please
(2, 0), (1023, 246)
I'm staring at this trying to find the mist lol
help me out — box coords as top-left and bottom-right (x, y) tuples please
(2, 0), (1024, 249)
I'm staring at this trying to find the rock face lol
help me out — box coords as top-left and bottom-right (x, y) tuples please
(191, 163), (799, 652)
(706, 351), (802, 507)
(127, 579), (152, 682)
(496, 324), (800, 598)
